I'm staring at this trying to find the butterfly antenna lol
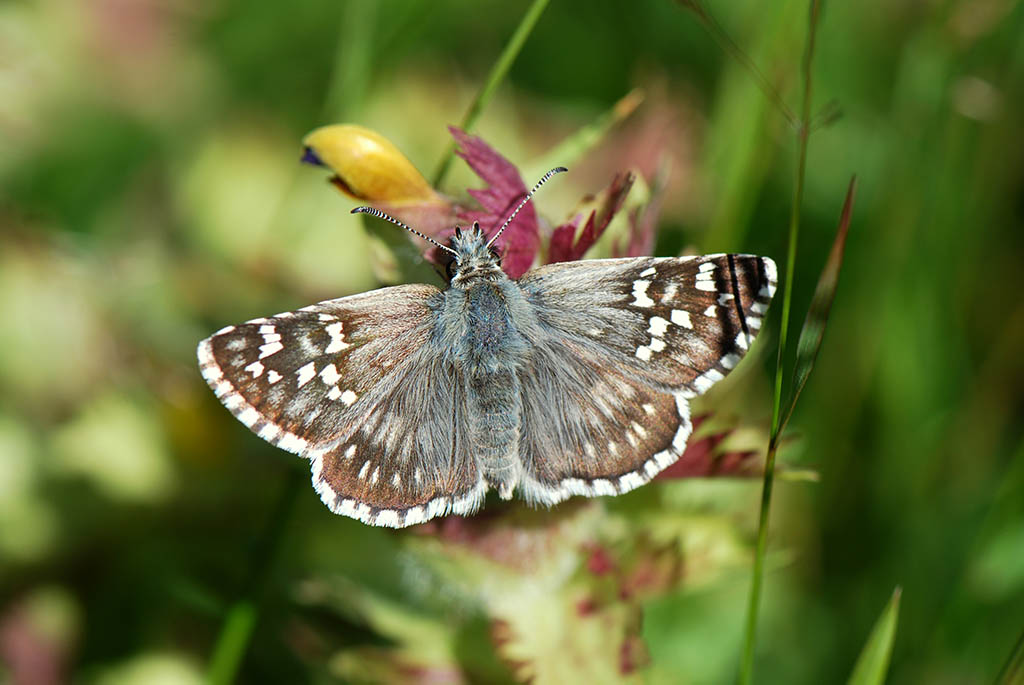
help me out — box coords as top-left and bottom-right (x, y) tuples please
(485, 166), (568, 248)
(351, 206), (458, 256)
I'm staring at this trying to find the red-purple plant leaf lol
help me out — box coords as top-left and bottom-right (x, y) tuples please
(781, 175), (857, 434)
(450, 126), (539, 278)
(654, 415), (760, 479)
(548, 173), (635, 263)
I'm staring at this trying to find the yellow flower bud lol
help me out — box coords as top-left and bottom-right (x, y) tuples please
(302, 124), (442, 206)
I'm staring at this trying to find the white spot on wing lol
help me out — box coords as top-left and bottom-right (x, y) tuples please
(324, 321), (351, 354)
(358, 460), (371, 480)
(258, 341), (283, 359)
(619, 472), (644, 491)
(631, 279), (655, 307)
(344, 444), (356, 459)
(267, 369), (282, 384)
(238, 407), (259, 427)
(404, 506), (426, 525)
(296, 362), (316, 388)
(704, 305), (717, 317)
(320, 363), (341, 386)
(720, 353), (741, 369)
(244, 360), (264, 378)
(635, 345), (652, 361)
(278, 433), (307, 454)
(327, 386), (342, 401)
(639, 266), (657, 277)
(374, 510), (399, 527)
(341, 389), (357, 406)
(259, 423), (281, 442)
(670, 309), (692, 328)
(648, 316), (670, 337)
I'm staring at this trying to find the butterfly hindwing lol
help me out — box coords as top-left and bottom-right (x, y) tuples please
(197, 284), (486, 527)
(514, 254), (776, 498)
(516, 339), (691, 504)
(311, 349), (486, 527)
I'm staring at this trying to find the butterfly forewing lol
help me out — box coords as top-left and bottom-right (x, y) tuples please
(515, 254), (776, 497)
(197, 284), (486, 527)
(520, 254), (776, 393)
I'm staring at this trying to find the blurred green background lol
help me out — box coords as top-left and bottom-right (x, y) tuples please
(2, 0), (1023, 683)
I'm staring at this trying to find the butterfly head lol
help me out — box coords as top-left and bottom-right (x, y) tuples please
(351, 166), (567, 288)
(445, 222), (503, 286)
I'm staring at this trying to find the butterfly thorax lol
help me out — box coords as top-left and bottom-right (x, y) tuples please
(447, 224), (505, 288)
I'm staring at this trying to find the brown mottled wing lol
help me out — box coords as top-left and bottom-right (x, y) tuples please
(197, 285), (485, 527)
(515, 254), (776, 502)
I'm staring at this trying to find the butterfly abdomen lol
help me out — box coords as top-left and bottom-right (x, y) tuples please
(466, 368), (522, 499)
(451, 280), (532, 498)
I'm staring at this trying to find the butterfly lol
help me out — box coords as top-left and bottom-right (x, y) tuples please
(197, 167), (776, 528)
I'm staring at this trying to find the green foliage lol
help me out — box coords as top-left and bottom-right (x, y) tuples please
(848, 587), (901, 685)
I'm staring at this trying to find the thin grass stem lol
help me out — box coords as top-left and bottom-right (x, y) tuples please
(674, 0), (798, 128)
(432, 0), (551, 187)
(738, 2), (821, 682)
(206, 467), (304, 684)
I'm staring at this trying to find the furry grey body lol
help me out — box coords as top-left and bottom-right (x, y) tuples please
(439, 228), (538, 499)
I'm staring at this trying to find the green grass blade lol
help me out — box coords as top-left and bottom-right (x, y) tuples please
(432, 0), (552, 188)
(206, 468), (304, 684)
(779, 175), (857, 434)
(996, 628), (1024, 685)
(522, 88), (644, 184)
(208, 602), (258, 685)
(847, 587), (902, 685)
(673, 0), (797, 128)
(739, 2), (822, 683)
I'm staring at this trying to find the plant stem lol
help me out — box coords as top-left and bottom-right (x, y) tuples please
(738, 2), (820, 682)
(674, 0), (798, 128)
(432, 0), (552, 188)
(207, 468), (304, 685)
